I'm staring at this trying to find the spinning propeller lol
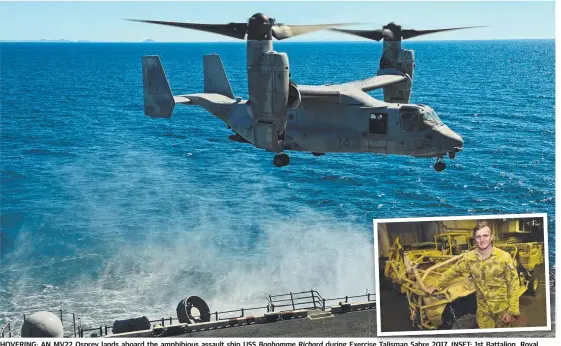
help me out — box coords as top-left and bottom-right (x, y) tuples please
(128, 13), (350, 40)
(331, 22), (484, 41)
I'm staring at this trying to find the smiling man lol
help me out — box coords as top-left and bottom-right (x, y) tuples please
(427, 222), (521, 329)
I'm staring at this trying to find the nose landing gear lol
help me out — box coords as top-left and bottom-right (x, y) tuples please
(434, 159), (446, 172)
(273, 153), (290, 167)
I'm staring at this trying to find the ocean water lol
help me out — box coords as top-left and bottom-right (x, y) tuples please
(0, 40), (555, 330)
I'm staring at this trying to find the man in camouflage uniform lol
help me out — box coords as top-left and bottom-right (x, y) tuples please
(427, 222), (520, 328)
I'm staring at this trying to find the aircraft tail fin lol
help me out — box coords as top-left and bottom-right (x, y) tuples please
(203, 54), (234, 99)
(142, 55), (176, 118)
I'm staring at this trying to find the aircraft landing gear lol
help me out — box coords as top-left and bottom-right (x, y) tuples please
(273, 153), (290, 168)
(434, 159), (446, 172)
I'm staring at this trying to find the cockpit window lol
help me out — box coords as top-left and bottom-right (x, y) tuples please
(400, 109), (421, 132)
(422, 109), (443, 128)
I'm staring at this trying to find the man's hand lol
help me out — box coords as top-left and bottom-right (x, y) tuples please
(502, 312), (517, 324)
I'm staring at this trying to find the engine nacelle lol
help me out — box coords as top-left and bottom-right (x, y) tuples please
(247, 51), (290, 151)
(248, 51), (290, 119)
(381, 49), (415, 104)
(287, 80), (301, 109)
(396, 49), (415, 81)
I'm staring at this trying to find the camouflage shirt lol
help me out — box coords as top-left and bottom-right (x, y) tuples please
(435, 247), (520, 316)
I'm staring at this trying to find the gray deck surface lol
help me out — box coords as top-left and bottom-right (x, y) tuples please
(175, 288), (554, 338)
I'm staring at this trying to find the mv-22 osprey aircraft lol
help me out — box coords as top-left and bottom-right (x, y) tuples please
(130, 14), (472, 171)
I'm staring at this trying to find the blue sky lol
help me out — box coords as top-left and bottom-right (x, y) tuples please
(0, 1), (555, 42)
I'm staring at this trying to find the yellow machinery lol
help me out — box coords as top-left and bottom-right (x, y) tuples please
(401, 251), (532, 330)
(382, 231), (545, 329)
(384, 232), (473, 293)
(495, 242), (544, 295)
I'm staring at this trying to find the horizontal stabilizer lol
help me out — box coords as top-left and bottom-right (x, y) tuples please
(174, 93), (235, 105)
(173, 95), (191, 104)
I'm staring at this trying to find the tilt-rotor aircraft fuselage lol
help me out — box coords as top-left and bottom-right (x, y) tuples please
(134, 14), (469, 171)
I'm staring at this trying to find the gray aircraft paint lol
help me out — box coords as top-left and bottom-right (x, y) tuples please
(381, 45), (415, 103)
(142, 55), (463, 167)
(246, 40), (289, 152)
(331, 23), (481, 106)
(134, 15), (475, 170)
(204, 54), (234, 99)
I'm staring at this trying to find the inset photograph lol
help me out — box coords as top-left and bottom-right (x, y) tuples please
(374, 214), (551, 336)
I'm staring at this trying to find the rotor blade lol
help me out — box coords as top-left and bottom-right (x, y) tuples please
(401, 26), (485, 40)
(272, 23), (352, 40)
(127, 19), (248, 39)
(329, 28), (385, 41)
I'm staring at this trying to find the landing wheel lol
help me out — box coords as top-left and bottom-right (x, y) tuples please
(434, 161), (446, 172)
(273, 155), (283, 167)
(273, 153), (290, 167)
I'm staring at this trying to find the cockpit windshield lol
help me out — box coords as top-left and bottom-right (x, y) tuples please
(422, 108), (443, 128)
(400, 106), (444, 132)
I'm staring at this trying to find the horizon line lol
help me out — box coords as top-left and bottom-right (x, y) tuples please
(0, 38), (555, 43)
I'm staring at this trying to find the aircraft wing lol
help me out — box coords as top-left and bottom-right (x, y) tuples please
(297, 74), (408, 99)
(297, 85), (342, 99)
(340, 74), (408, 92)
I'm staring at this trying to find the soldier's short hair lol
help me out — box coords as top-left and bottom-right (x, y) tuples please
(473, 221), (492, 236)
